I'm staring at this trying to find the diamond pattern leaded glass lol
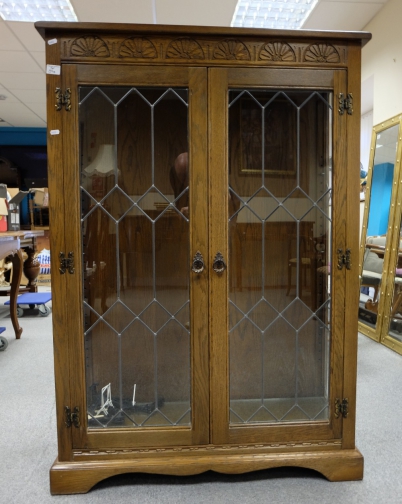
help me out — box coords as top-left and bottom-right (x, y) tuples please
(80, 86), (191, 429)
(228, 89), (333, 424)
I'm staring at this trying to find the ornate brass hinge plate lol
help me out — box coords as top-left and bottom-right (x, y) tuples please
(65, 406), (80, 428)
(338, 92), (353, 115)
(335, 398), (349, 419)
(337, 248), (351, 270)
(59, 251), (75, 274)
(55, 87), (72, 111)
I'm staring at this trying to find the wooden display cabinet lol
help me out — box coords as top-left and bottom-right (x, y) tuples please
(36, 22), (370, 494)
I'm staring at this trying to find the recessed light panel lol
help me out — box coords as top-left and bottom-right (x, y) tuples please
(231, 0), (319, 30)
(0, 0), (78, 22)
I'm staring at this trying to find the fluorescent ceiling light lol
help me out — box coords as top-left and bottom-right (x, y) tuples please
(0, 0), (78, 22)
(231, 0), (319, 30)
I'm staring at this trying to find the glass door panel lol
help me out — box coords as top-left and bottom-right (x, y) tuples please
(209, 67), (344, 445)
(67, 65), (209, 449)
(80, 85), (191, 428)
(228, 89), (332, 425)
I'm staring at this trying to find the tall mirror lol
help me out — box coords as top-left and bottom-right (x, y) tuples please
(379, 119), (402, 354)
(358, 114), (402, 343)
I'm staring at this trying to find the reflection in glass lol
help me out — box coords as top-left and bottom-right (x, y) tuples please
(228, 90), (332, 424)
(387, 216), (402, 343)
(358, 124), (399, 329)
(79, 86), (191, 428)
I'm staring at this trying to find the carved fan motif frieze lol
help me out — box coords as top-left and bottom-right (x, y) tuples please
(166, 38), (205, 59)
(213, 39), (251, 60)
(304, 44), (340, 63)
(70, 36), (110, 57)
(259, 42), (296, 62)
(119, 37), (157, 59)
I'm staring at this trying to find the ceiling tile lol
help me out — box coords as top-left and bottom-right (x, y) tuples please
(11, 89), (46, 104)
(6, 21), (46, 52)
(0, 87), (19, 102)
(156, 0), (237, 26)
(0, 72), (46, 90)
(0, 50), (43, 73)
(0, 19), (26, 51)
(25, 102), (47, 121)
(303, 2), (385, 30)
(0, 101), (46, 127)
(10, 115), (47, 127)
(320, 0), (387, 3)
(73, 0), (154, 23)
(30, 52), (46, 71)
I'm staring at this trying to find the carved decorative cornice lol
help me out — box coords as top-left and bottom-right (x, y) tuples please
(213, 39), (251, 60)
(259, 42), (296, 62)
(70, 36), (110, 58)
(303, 44), (340, 63)
(166, 38), (205, 59)
(119, 37), (157, 59)
(62, 34), (346, 66)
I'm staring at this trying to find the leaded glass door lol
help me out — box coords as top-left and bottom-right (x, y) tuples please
(63, 63), (349, 451)
(64, 65), (209, 449)
(209, 68), (347, 444)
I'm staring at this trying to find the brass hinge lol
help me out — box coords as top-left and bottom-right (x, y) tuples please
(335, 398), (349, 419)
(338, 92), (353, 115)
(55, 87), (71, 111)
(337, 248), (351, 270)
(59, 251), (75, 274)
(65, 406), (80, 428)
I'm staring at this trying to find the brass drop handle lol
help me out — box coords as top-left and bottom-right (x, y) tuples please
(213, 252), (226, 274)
(192, 251), (205, 274)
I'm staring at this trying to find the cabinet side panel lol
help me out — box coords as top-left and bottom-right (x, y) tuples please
(343, 43), (362, 450)
(45, 43), (72, 461)
(61, 65), (87, 449)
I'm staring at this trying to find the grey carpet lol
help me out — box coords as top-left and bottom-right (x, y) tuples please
(1, 292), (401, 503)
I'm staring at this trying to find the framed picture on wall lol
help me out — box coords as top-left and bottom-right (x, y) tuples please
(238, 97), (297, 176)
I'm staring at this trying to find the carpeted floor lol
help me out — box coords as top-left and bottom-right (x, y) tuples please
(1, 290), (401, 503)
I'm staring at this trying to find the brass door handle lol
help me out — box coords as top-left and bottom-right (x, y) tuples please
(213, 252), (226, 274)
(192, 251), (205, 274)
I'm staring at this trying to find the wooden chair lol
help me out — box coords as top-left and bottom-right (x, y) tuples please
(360, 236), (386, 304)
(286, 231), (316, 297)
(286, 231), (328, 312)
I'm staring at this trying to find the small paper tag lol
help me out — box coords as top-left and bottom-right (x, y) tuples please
(48, 38), (57, 45)
(46, 64), (61, 75)
(50, 130), (60, 135)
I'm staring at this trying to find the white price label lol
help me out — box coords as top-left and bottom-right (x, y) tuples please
(46, 64), (61, 75)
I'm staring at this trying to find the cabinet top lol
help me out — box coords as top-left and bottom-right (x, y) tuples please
(35, 21), (371, 47)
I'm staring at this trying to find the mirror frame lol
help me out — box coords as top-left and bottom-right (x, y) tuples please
(358, 113), (402, 352)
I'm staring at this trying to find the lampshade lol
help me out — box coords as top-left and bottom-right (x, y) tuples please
(84, 145), (115, 176)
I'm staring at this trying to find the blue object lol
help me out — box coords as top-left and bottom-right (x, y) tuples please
(5, 292), (52, 317)
(0, 326), (7, 351)
(0, 127), (47, 145)
(367, 162), (394, 236)
(5, 292), (52, 305)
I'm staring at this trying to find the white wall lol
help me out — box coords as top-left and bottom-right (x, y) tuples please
(362, 0), (402, 124)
